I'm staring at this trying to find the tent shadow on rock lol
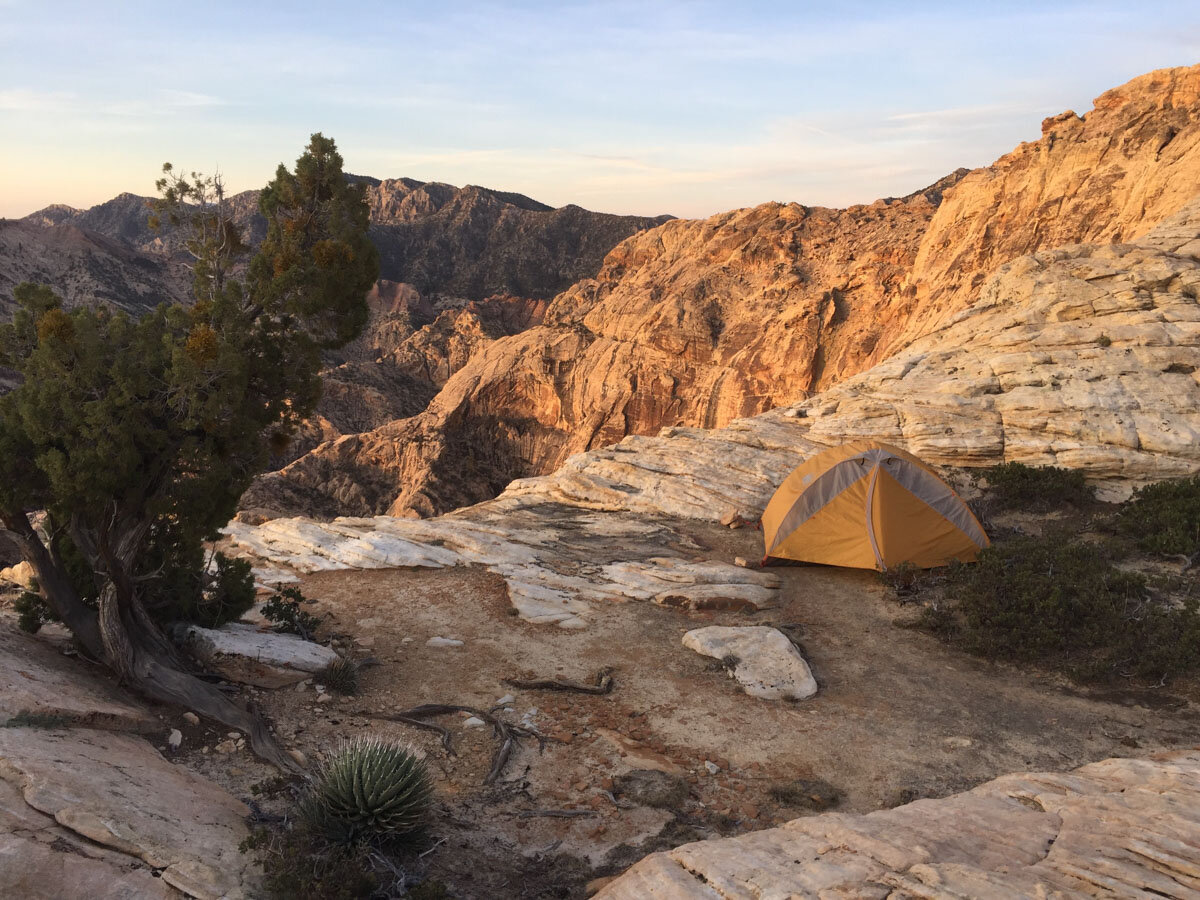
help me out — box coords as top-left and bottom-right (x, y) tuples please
(761, 440), (989, 570)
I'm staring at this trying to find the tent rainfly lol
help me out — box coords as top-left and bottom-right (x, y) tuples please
(761, 440), (988, 570)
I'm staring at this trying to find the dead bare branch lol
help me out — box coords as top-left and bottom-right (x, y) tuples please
(503, 668), (614, 695)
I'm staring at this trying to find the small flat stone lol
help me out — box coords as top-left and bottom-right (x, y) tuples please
(426, 636), (464, 647)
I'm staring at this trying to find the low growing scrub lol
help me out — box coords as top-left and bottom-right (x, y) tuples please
(240, 827), (378, 900)
(1116, 474), (1200, 558)
(979, 462), (1093, 512)
(878, 561), (922, 596)
(924, 535), (1200, 683)
(262, 585), (322, 639)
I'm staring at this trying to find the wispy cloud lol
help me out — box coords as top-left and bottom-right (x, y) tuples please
(0, 88), (76, 112)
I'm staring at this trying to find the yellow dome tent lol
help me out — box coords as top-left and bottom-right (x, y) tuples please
(761, 440), (988, 570)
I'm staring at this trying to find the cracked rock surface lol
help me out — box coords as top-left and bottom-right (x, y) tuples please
(597, 749), (1200, 899)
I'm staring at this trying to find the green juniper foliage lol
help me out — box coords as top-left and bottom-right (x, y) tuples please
(0, 135), (377, 765)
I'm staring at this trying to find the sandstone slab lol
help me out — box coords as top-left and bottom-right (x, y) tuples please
(0, 832), (175, 900)
(682, 626), (818, 701)
(0, 727), (255, 899)
(0, 625), (156, 732)
(224, 501), (781, 629)
(597, 749), (1200, 899)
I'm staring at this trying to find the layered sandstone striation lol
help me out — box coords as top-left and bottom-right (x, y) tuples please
(258, 64), (1200, 519)
(801, 201), (1200, 495)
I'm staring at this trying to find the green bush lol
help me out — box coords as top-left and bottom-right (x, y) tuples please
(14, 584), (56, 634)
(1116, 474), (1200, 557)
(926, 535), (1200, 682)
(299, 738), (432, 845)
(262, 585), (322, 639)
(980, 462), (1093, 512)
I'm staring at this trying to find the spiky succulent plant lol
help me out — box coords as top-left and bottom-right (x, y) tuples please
(317, 656), (359, 695)
(300, 738), (431, 844)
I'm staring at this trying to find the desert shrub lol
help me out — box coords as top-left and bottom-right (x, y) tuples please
(316, 657), (359, 696)
(878, 561), (922, 595)
(767, 777), (840, 810)
(1116, 474), (1200, 557)
(299, 738), (432, 845)
(979, 461), (1093, 512)
(14, 585), (56, 634)
(1097, 333), (1112, 347)
(240, 827), (378, 900)
(927, 535), (1200, 682)
(262, 585), (322, 639)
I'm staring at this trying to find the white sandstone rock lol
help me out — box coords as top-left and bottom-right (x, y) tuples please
(426, 636), (464, 647)
(682, 626), (817, 701)
(178, 622), (339, 689)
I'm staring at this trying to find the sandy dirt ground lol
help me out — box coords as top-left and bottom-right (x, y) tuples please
(151, 517), (1199, 897)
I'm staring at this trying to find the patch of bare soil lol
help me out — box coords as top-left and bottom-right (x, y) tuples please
(165, 515), (1199, 898)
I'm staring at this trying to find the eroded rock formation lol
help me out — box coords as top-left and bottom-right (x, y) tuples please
(258, 64), (1200, 519)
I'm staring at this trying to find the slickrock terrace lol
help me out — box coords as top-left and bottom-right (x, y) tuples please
(597, 749), (1200, 899)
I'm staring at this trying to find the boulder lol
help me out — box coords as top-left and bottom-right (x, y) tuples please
(178, 621), (339, 689)
(682, 626), (818, 701)
(0, 561), (34, 589)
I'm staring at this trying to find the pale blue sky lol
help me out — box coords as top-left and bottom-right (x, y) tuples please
(1, 1), (1197, 219)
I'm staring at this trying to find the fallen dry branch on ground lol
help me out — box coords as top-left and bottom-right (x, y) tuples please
(365, 703), (545, 785)
(503, 668), (614, 695)
(514, 809), (597, 819)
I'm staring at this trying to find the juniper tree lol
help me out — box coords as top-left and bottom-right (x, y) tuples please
(0, 134), (378, 769)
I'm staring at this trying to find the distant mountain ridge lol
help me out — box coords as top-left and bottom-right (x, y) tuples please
(13, 177), (672, 311)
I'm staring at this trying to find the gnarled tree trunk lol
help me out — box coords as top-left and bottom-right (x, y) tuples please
(2, 511), (300, 773)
